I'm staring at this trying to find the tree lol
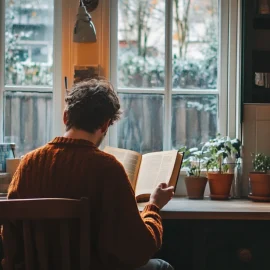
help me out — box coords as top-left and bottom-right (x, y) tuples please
(5, 5), (22, 85)
(5, 2), (53, 86)
(119, 0), (162, 59)
(118, 0), (218, 90)
(174, 0), (191, 59)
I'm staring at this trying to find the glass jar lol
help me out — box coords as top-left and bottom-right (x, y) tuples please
(0, 143), (15, 172)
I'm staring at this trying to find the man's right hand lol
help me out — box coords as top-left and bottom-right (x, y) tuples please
(149, 183), (174, 209)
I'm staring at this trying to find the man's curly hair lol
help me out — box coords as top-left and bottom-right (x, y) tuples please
(65, 79), (121, 133)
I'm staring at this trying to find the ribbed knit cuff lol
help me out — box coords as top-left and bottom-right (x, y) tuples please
(143, 203), (160, 213)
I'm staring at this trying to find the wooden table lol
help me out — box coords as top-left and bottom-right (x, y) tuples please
(138, 197), (270, 220)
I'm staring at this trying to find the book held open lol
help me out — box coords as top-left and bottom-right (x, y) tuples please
(104, 146), (184, 202)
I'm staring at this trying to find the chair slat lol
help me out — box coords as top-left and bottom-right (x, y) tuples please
(23, 221), (35, 270)
(34, 221), (49, 270)
(60, 221), (71, 270)
(80, 198), (90, 270)
(2, 222), (14, 270)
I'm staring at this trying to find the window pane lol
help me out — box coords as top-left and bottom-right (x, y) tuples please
(171, 95), (218, 149)
(172, 0), (219, 90)
(5, 0), (54, 86)
(118, 0), (165, 89)
(4, 91), (53, 157)
(118, 94), (164, 153)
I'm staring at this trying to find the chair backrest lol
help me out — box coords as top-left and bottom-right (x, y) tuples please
(0, 198), (90, 270)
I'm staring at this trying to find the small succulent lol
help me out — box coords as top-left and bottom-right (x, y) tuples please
(251, 153), (270, 173)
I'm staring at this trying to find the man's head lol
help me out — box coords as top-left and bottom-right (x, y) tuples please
(64, 79), (121, 145)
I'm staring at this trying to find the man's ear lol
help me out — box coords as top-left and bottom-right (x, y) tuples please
(63, 111), (68, 125)
(100, 119), (111, 133)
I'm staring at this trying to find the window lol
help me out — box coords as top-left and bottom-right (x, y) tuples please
(2, 0), (54, 157)
(110, 0), (239, 153)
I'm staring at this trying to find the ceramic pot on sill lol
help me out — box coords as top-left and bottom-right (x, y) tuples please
(207, 172), (234, 200)
(249, 172), (270, 197)
(184, 176), (208, 199)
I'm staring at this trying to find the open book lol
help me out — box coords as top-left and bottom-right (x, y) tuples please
(103, 146), (183, 202)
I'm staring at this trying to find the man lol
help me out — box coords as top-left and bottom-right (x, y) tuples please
(6, 79), (174, 270)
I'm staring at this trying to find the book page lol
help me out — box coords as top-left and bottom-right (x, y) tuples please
(135, 150), (178, 197)
(103, 146), (142, 189)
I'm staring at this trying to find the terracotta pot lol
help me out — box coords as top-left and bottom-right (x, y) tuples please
(249, 172), (270, 197)
(207, 172), (234, 199)
(184, 176), (208, 199)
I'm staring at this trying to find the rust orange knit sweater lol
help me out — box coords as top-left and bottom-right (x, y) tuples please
(7, 137), (163, 270)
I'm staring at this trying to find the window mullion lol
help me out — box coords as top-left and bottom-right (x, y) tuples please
(236, 0), (242, 139)
(117, 88), (165, 94)
(4, 86), (53, 92)
(164, 0), (173, 151)
(227, 0), (239, 138)
(172, 89), (219, 95)
(0, 0), (5, 143)
(108, 0), (118, 148)
(219, 0), (229, 136)
(52, 0), (64, 137)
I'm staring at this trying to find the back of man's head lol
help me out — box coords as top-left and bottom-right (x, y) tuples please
(65, 79), (121, 133)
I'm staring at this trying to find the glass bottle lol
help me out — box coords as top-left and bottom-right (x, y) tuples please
(231, 158), (242, 199)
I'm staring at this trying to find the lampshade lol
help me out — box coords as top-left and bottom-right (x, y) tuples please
(73, 5), (96, 43)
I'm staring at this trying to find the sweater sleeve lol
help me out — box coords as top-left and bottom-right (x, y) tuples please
(97, 158), (163, 269)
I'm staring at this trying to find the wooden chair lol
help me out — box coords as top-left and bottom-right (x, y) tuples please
(0, 198), (90, 270)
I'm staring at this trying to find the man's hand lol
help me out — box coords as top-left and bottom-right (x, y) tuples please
(149, 183), (174, 209)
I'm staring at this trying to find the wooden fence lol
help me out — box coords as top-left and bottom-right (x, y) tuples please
(3, 91), (217, 156)
(4, 91), (52, 157)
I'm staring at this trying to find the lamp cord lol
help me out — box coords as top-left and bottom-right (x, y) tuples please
(80, 0), (84, 7)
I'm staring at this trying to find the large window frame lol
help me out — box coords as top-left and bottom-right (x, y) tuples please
(0, 0), (64, 144)
(109, 0), (242, 150)
(0, 0), (241, 152)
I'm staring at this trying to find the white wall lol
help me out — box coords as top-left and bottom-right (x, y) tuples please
(242, 104), (270, 196)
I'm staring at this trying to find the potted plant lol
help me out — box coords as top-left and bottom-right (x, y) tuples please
(249, 153), (270, 198)
(181, 147), (208, 199)
(204, 135), (241, 200)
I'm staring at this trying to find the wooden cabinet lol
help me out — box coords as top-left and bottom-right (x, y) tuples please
(157, 219), (270, 270)
(203, 221), (270, 270)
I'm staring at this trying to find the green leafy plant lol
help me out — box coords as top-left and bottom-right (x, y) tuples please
(203, 134), (241, 174)
(251, 153), (270, 173)
(180, 146), (207, 177)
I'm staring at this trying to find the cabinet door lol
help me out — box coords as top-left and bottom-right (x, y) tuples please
(158, 220), (270, 270)
(204, 221), (270, 270)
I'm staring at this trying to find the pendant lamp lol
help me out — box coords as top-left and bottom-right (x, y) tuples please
(73, 0), (97, 43)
